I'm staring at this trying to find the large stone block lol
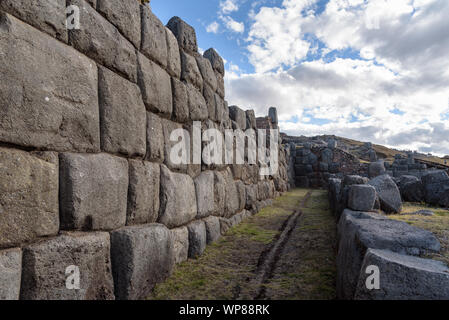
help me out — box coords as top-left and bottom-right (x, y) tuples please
(214, 171), (226, 216)
(165, 27), (182, 78)
(337, 209), (440, 300)
(140, 6), (167, 67)
(98, 66), (146, 157)
(196, 56), (218, 92)
(422, 170), (449, 206)
(59, 153), (129, 231)
(204, 216), (221, 244)
(97, 0), (141, 48)
(111, 224), (174, 300)
(368, 175), (402, 214)
(145, 112), (165, 163)
(187, 83), (208, 121)
(0, 248), (22, 300)
(203, 84), (217, 122)
(0, 148), (59, 249)
(246, 110), (257, 130)
(215, 70), (225, 98)
(187, 220), (207, 259)
(0, 12), (100, 152)
(171, 227), (189, 264)
(204, 48), (225, 76)
(67, 0), (137, 82)
(236, 180), (247, 212)
(368, 161), (386, 178)
(161, 118), (188, 172)
(171, 78), (190, 123)
(127, 160), (160, 226)
(215, 94), (229, 122)
(137, 53), (173, 116)
(194, 171), (215, 218)
(159, 165), (198, 228)
(0, 0), (67, 42)
(166, 16), (198, 54)
(355, 249), (449, 300)
(229, 106), (247, 130)
(181, 51), (203, 92)
(20, 232), (115, 300)
(224, 170), (240, 218)
(348, 185), (376, 212)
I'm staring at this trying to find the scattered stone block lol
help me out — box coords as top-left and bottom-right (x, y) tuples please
(111, 224), (174, 300)
(59, 153), (129, 231)
(348, 185), (377, 212)
(0, 248), (22, 300)
(187, 221), (207, 258)
(368, 161), (386, 178)
(368, 175), (402, 214)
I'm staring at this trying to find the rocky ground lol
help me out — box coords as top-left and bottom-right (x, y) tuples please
(148, 189), (337, 300)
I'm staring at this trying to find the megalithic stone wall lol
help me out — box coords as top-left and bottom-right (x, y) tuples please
(0, 0), (292, 300)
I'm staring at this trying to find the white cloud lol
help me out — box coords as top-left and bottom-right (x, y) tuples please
(221, 15), (245, 33)
(220, 0), (239, 14)
(206, 21), (220, 33)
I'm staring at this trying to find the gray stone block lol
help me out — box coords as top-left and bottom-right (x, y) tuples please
(137, 53), (173, 116)
(368, 175), (402, 214)
(368, 161), (386, 178)
(172, 77), (190, 123)
(236, 180), (247, 212)
(187, 83), (208, 121)
(204, 216), (221, 244)
(229, 106), (247, 130)
(140, 5), (167, 67)
(171, 227), (189, 264)
(0, 12), (100, 152)
(127, 160), (160, 226)
(166, 16), (198, 54)
(21, 232), (115, 300)
(203, 84), (217, 122)
(0, 148), (59, 249)
(224, 169), (240, 218)
(111, 224), (174, 300)
(187, 220), (207, 258)
(196, 56), (218, 92)
(0, 248), (22, 300)
(348, 185), (376, 212)
(181, 51), (203, 92)
(355, 249), (449, 300)
(204, 48), (225, 76)
(165, 27), (182, 78)
(161, 118), (188, 172)
(159, 165), (198, 228)
(195, 171), (215, 218)
(59, 153), (129, 231)
(214, 171), (226, 216)
(68, 0), (137, 82)
(97, 0), (141, 48)
(246, 110), (257, 129)
(98, 66), (146, 157)
(0, 0), (67, 42)
(146, 112), (165, 163)
(215, 94), (229, 121)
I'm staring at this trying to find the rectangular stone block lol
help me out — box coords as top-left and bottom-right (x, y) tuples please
(181, 51), (203, 92)
(0, 148), (59, 249)
(127, 160), (160, 226)
(59, 153), (129, 231)
(166, 16), (198, 54)
(68, 0), (137, 82)
(20, 232), (115, 300)
(110, 224), (174, 300)
(137, 53), (173, 116)
(141, 5), (167, 68)
(99, 66), (147, 157)
(187, 83), (208, 121)
(166, 27), (182, 78)
(187, 220), (207, 259)
(146, 112), (165, 163)
(215, 70), (225, 98)
(0, 0), (67, 42)
(204, 216), (221, 244)
(204, 48), (225, 76)
(159, 165), (198, 228)
(194, 171), (215, 218)
(161, 118), (189, 172)
(96, 0), (141, 48)
(0, 248), (22, 300)
(171, 227), (189, 264)
(172, 77), (190, 123)
(0, 12), (100, 152)
(196, 56), (218, 92)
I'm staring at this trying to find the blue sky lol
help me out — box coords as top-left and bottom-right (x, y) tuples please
(151, 0), (449, 156)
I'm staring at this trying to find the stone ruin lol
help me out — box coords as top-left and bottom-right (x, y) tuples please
(0, 1), (292, 300)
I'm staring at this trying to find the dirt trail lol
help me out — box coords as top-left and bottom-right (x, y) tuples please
(149, 189), (336, 300)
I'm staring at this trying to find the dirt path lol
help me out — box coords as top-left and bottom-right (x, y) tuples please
(149, 189), (337, 300)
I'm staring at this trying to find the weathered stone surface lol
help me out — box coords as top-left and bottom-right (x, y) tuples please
(408, 210), (435, 216)
(422, 170), (449, 207)
(355, 249), (449, 300)
(236, 181), (247, 212)
(0, 0), (67, 42)
(140, 6), (167, 67)
(159, 165), (197, 228)
(229, 106), (247, 130)
(204, 48), (225, 76)
(368, 149), (378, 162)
(321, 148), (333, 164)
(348, 185), (376, 212)
(343, 175), (369, 186)
(171, 78), (190, 122)
(181, 51), (203, 91)
(187, 83), (208, 121)
(97, 0), (141, 48)
(246, 110), (257, 129)
(328, 178), (342, 216)
(401, 180), (425, 203)
(0, 248), (22, 300)
(160, 118), (188, 172)
(368, 175), (402, 214)
(111, 224), (174, 300)
(59, 153), (128, 231)
(137, 53), (173, 116)
(171, 227), (189, 264)
(204, 216), (221, 244)
(368, 161), (386, 178)
(224, 170), (240, 218)
(68, 0), (137, 82)
(219, 217), (232, 235)
(187, 220), (207, 258)
(21, 232), (115, 300)
(214, 171), (226, 216)
(166, 16), (198, 54)
(327, 138), (337, 149)
(203, 84), (217, 122)
(0, 148), (59, 249)
(245, 184), (258, 211)
(165, 27), (182, 78)
(145, 112), (165, 163)
(195, 171), (215, 218)
(0, 12), (100, 152)
(196, 56), (218, 91)
(127, 160), (160, 226)
(98, 66), (146, 157)
(215, 94), (229, 121)
(337, 209), (440, 299)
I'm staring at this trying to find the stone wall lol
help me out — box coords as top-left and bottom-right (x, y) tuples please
(0, 1), (291, 300)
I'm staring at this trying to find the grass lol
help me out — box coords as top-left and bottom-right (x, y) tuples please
(389, 202), (449, 267)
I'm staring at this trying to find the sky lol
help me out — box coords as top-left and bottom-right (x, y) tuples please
(151, 0), (449, 156)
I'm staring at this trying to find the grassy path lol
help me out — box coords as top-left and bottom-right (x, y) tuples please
(149, 189), (337, 300)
